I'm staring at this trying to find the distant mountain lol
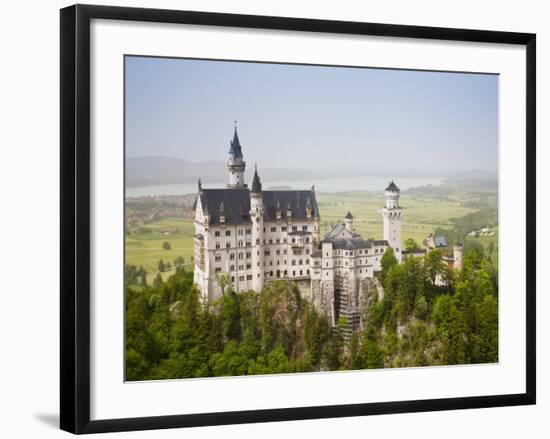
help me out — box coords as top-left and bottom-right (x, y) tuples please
(126, 156), (324, 187)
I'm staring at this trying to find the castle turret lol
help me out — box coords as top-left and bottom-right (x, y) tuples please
(344, 211), (353, 233)
(227, 124), (246, 188)
(250, 166), (264, 291)
(453, 242), (463, 271)
(379, 180), (403, 261)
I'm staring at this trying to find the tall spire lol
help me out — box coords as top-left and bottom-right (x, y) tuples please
(251, 164), (262, 193)
(227, 123), (246, 188)
(228, 123), (243, 158)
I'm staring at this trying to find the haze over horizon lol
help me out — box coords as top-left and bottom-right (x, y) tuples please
(125, 56), (498, 176)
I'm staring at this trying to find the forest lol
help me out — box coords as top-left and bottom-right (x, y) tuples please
(125, 244), (498, 381)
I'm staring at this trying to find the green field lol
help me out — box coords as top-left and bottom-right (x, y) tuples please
(126, 189), (488, 278)
(125, 218), (195, 279)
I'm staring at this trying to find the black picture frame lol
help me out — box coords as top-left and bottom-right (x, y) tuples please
(60, 4), (536, 434)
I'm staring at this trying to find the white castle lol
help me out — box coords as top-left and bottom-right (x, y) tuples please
(192, 127), (436, 328)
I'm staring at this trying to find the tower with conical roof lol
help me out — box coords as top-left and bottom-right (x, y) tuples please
(227, 123), (246, 188)
(249, 166), (264, 291)
(379, 180), (403, 261)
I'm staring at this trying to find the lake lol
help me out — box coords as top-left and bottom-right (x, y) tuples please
(126, 175), (444, 198)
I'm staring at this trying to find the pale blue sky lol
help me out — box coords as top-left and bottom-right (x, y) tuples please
(125, 56), (498, 176)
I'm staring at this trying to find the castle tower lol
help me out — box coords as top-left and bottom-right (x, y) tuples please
(344, 211), (353, 233)
(250, 166), (264, 291)
(379, 181), (403, 261)
(453, 242), (463, 271)
(227, 124), (246, 188)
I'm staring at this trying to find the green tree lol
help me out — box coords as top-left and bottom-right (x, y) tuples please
(162, 241), (171, 250)
(153, 272), (163, 288)
(174, 256), (185, 268)
(158, 259), (165, 273)
(404, 238), (421, 252)
(215, 272), (232, 296)
(425, 249), (444, 285)
(380, 246), (398, 284)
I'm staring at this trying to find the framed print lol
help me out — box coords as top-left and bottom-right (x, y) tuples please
(60, 4), (536, 434)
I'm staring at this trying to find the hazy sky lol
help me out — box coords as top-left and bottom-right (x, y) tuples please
(125, 56), (498, 175)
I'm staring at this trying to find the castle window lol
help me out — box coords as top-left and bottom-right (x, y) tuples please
(215, 255), (221, 262)
(305, 237), (310, 243)
(225, 230), (231, 236)
(269, 239), (273, 244)
(239, 265), (244, 270)
(276, 238), (280, 244)
(238, 229), (243, 236)
(214, 231), (220, 237)
(271, 226), (277, 232)
(238, 241), (243, 247)
(306, 249), (310, 255)
(246, 241), (251, 247)
(256, 239), (260, 244)
(247, 274), (252, 280)
(292, 260), (296, 266)
(215, 267), (222, 273)
(306, 259), (309, 265)
(226, 242), (231, 249)
(276, 250), (280, 255)
(277, 260), (280, 265)
(230, 265), (235, 271)
(307, 269), (310, 275)
(291, 238), (296, 244)
(284, 249), (287, 255)
(284, 270), (287, 275)
(281, 226), (287, 232)
(300, 270), (303, 276)
(293, 270), (296, 276)
(239, 275), (244, 281)
(326, 262), (329, 267)
(292, 226), (298, 232)
(284, 238), (287, 243)
(270, 261), (273, 266)
(230, 253), (235, 260)
(264, 250), (270, 256)
(263, 227), (266, 232)
(246, 251), (251, 258)
(302, 225), (308, 231)
(270, 271), (273, 276)
(231, 276), (235, 282)
(238, 252), (243, 259)
(299, 259), (303, 265)
(245, 228), (251, 235)
(215, 242), (220, 249)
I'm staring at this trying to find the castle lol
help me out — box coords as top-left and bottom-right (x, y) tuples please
(193, 127), (410, 327)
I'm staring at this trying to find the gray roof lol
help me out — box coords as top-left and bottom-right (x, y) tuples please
(345, 211), (353, 219)
(434, 236), (448, 247)
(228, 128), (243, 158)
(385, 180), (400, 192)
(196, 188), (319, 225)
